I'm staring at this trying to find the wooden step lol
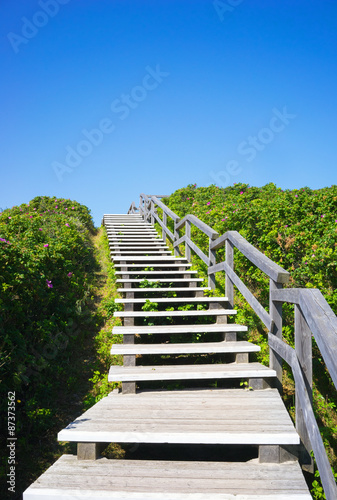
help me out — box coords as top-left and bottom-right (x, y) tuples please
(111, 340), (260, 355)
(108, 362), (274, 382)
(112, 256), (189, 261)
(115, 271), (198, 276)
(113, 263), (192, 268)
(111, 251), (172, 255)
(57, 389), (299, 446)
(113, 324), (247, 335)
(23, 454), (311, 499)
(114, 309), (235, 318)
(115, 296), (227, 303)
(117, 287), (211, 293)
(116, 278), (204, 283)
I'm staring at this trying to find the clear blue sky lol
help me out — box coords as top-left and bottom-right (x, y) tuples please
(1, 0), (337, 226)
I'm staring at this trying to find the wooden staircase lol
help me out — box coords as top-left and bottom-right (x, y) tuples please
(24, 213), (313, 499)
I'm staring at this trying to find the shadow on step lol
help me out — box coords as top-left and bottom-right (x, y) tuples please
(102, 442), (258, 463)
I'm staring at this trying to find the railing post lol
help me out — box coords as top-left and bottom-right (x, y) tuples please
(225, 239), (234, 308)
(162, 211), (167, 244)
(174, 221), (180, 257)
(295, 304), (314, 472)
(150, 199), (154, 224)
(269, 280), (283, 390)
(185, 220), (191, 262)
(208, 237), (216, 289)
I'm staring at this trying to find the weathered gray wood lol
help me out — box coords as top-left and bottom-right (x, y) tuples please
(151, 210), (175, 241)
(151, 195), (180, 222)
(108, 362), (276, 382)
(185, 220), (191, 261)
(211, 231), (290, 284)
(114, 309), (236, 318)
(117, 287), (210, 293)
(268, 334), (337, 500)
(162, 210), (167, 242)
(176, 214), (219, 240)
(23, 454), (312, 499)
(224, 262), (273, 331)
(208, 236), (216, 289)
(295, 304), (313, 471)
(77, 442), (106, 460)
(178, 236), (210, 266)
(115, 296), (227, 303)
(112, 324), (247, 334)
(58, 388), (298, 446)
(110, 341), (260, 355)
(269, 280), (283, 389)
(226, 239), (234, 309)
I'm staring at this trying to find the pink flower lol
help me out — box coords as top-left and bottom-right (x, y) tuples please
(44, 244), (49, 248)
(206, 202), (210, 205)
(33, 208), (36, 210)
(221, 218), (226, 221)
(285, 225), (288, 227)
(29, 216), (33, 218)
(71, 207), (75, 209)
(67, 272), (73, 277)
(8, 217), (11, 219)
(240, 191), (243, 194)
(55, 206), (58, 209)
(65, 223), (69, 227)
(46, 279), (53, 289)
(39, 228), (43, 231)
(295, 195), (298, 197)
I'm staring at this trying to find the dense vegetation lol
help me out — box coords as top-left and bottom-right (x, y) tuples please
(0, 197), (120, 499)
(163, 182), (337, 497)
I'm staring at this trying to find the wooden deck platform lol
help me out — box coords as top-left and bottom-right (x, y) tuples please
(23, 454), (311, 499)
(58, 389), (299, 446)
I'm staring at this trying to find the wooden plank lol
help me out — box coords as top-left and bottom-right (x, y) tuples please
(113, 309), (236, 317)
(113, 263), (192, 268)
(151, 195), (180, 222)
(115, 278), (203, 283)
(224, 262), (273, 331)
(111, 256), (188, 261)
(268, 334), (337, 500)
(151, 210), (175, 241)
(211, 231), (290, 284)
(23, 455), (311, 499)
(112, 324), (247, 334)
(110, 341), (260, 355)
(115, 296), (227, 303)
(114, 271), (198, 276)
(116, 287), (210, 293)
(57, 389), (299, 446)
(176, 214), (219, 240)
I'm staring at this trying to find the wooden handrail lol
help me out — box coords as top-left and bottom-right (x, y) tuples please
(271, 288), (337, 390)
(130, 193), (337, 498)
(211, 231), (290, 283)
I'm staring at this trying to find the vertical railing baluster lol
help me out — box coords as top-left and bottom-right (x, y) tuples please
(186, 220), (191, 262)
(269, 280), (283, 390)
(295, 304), (314, 471)
(225, 239), (234, 308)
(174, 221), (180, 257)
(162, 212), (167, 244)
(208, 238), (216, 289)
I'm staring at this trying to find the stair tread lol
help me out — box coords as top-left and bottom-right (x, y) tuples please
(115, 297), (227, 303)
(114, 309), (236, 317)
(115, 271), (198, 275)
(113, 263), (192, 267)
(117, 287), (211, 292)
(24, 454), (311, 499)
(112, 256), (189, 261)
(57, 388), (299, 446)
(116, 278), (204, 283)
(113, 324), (247, 334)
(111, 341), (260, 355)
(108, 362), (275, 382)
